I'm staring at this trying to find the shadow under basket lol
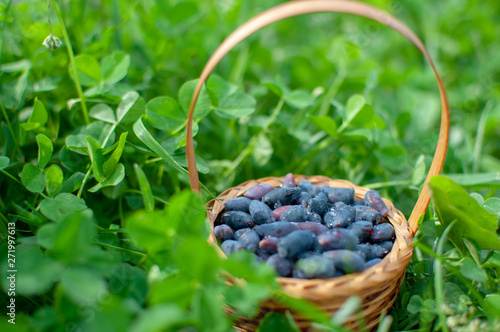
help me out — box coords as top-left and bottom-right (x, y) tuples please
(205, 175), (414, 331)
(184, 1), (450, 330)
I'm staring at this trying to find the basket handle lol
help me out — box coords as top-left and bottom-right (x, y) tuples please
(185, 0), (450, 235)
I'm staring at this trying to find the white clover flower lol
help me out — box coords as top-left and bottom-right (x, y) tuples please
(43, 34), (62, 50)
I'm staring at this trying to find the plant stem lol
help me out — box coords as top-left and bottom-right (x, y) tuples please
(95, 240), (146, 257)
(0, 100), (21, 159)
(222, 98), (285, 179)
(125, 189), (169, 205)
(415, 240), (485, 307)
(1, 169), (23, 186)
(434, 220), (456, 332)
(472, 101), (492, 172)
(0, 0), (13, 64)
(50, 0), (90, 125)
(77, 167), (92, 198)
(318, 71), (345, 117)
(77, 123), (117, 197)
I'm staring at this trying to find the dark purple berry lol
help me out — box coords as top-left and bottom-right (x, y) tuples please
(297, 251), (321, 260)
(323, 205), (355, 228)
(272, 205), (292, 221)
(254, 222), (300, 238)
(306, 212), (322, 223)
(234, 228), (260, 252)
(323, 187), (355, 205)
(379, 241), (394, 254)
(214, 225), (234, 242)
(317, 229), (359, 251)
(295, 256), (337, 279)
(308, 192), (329, 216)
(371, 223), (395, 242)
(354, 205), (383, 224)
(249, 200), (274, 224)
(292, 269), (307, 279)
(245, 183), (275, 200)
(267, 254), (294, 277)
(221, 211), (255, 230)
(298, 181), (320, 196)
(364, 190), (389, 217)
(294, 222), (329, 235)
(353, 200), (365, 206)
(322, 250), (365, 274)
(354, 244), (385, 261)
(277, 230), (315, 259)
(281, 173), (296, 188)
(295, 192), (312, 207)
(364, 258), (382, 269)
(224, 197), (252, 213)
(262, 188), (301, 209)
(221, 240), (243, 256)
(255, 248), (272, 261)
(347, 221), (374, 242)
(259, 237), (279, 254)
(279, 205), (307, 222)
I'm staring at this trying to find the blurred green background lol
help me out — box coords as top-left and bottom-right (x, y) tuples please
(1, 0), (500, 331)
(2, 0), (499, 211)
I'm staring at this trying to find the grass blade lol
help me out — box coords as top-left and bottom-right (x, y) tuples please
(133, 117), (215, 199)
(134, 163), (155, 211)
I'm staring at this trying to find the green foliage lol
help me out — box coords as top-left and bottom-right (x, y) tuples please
(1, 0), (499, 331)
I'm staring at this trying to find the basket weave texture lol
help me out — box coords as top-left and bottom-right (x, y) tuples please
(206, 175), (413, 331)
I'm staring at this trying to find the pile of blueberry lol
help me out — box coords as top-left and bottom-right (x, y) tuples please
(214, 174), (395, 279)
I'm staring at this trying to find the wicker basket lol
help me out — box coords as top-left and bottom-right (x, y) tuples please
(184, 1), (450, 330)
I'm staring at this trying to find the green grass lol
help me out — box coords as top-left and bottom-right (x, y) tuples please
(0, 0), (499, 331)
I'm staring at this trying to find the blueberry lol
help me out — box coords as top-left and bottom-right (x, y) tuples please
(221, 240), (244, 256)
(294, 221), (329, 235)
(308, 192), (329, 216)
(354, 243), (385, 261)
(279, 205), (307, 222)
(259, 237), (279, 254)
(298, 180), (321, 196)
(364, 258), (382, 269)
(306, 212), (322, 223)
(262, 188), (302, 209)
(249, 200), (274, 224)
(277, 230), (315, 260)
(323, 205), (355, 228)
(347, 221), (374, 242)
(244, 183), (275, 200)
(353, 200), (365, 206)
(323, 187), (355, 205)
(281, 173), (296, 188)
(267, 254), (294, 277)
(272, 205), (292, 221)
(322, 250), (365, 274)
(214, 225), (234, 242)
(364, 190), (389, 217)
(254, 222), (300, 238)
(371, 223), (395, 242)
(317, 229), (359, 251)
(224, 197), (252, 213)
(234, 228), (260, 252)
(295, 256), (337, 279)
(221, 211), (255, 230)
(295, 191), (312, 207)
(354, 206), (383, 224)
